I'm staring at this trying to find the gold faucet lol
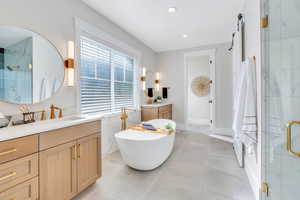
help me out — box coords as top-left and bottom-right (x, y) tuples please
(50, 104), (63, 119)
(120, 107), (137, 130)
(36, 110), (46, 120)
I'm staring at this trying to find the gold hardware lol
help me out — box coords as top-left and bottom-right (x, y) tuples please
(77, 144), (81, 158)
(0, 148), (17, 156)
(140, 76), (146, 82)
(65, 58), (74, 69)
(0, 171), (17, 182)
(50, 104), (63, 119)
(72, 145), (77, 160)
(120, 108), (137, 130)
(261, 16), (269, 28)
(36, 110), (46, 120)
(10, 198), (16, 200)
(286, 121), (300, 157)
(120, 108), (128, 131)
(261, 183), (269, 196)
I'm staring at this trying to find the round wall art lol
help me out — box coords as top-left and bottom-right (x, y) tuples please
(191, 76), (211, 97)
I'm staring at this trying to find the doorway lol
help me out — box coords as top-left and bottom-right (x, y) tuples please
(184, 50), (215, 131)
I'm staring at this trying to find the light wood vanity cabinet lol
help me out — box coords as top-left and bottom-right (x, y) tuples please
(40, 134), (101, 200)
(141, 104), (172, 121)
(0, 177), (39, 200)
(0, 135), (38, 164)
(40, 141), (78, 200)
(77, 134), (101, 193)
(0, 120), (102, 200)
(0, 153), (38, 192)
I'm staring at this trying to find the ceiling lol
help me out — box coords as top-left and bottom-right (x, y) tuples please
(82, 0), (242, 52)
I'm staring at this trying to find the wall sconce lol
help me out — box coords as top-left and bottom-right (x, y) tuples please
(155, 72), (160, 91)
(65, 41), (75, 86)
(141, 67), (146, 91)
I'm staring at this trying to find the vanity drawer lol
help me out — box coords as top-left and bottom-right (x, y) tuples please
(0, 153), (38, 192)
(158, 105), (172, 113)
(0, 135), (38, 164)
(0, 177), (38, 200)
(40, 120), (101, 150)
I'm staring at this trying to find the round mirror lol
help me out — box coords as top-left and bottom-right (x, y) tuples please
(0, 26), (64, 104)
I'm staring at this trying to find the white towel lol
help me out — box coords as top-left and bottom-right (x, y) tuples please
(232, 61), (247, 141)
(240, 58), (258, 150)
(233, 57), (258, 157)
(232, 20), (245, 167)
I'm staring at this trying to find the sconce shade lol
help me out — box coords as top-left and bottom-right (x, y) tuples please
(65, 41), (75, 86)
(68, 41), (75, 59)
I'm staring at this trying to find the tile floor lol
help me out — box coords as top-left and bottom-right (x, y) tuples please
(75, 132), (255, 200)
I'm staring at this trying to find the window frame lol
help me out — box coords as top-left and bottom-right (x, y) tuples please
(75, 18), (141, 115)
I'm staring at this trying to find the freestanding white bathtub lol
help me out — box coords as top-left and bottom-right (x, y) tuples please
(115, 119), (176, 171)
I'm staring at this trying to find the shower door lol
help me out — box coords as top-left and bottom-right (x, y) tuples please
(263, 0), (300, 199)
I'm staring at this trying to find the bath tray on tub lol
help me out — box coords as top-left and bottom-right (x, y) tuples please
(127, 124), (174, 135)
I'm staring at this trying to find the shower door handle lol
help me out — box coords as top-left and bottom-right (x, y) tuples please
(286, 121), (300, 157)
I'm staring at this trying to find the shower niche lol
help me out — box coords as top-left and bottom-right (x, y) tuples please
(0, 26), (64, 104)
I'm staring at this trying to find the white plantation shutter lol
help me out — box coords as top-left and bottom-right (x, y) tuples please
(80, 36), (135, 114)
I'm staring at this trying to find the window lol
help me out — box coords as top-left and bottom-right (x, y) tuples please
(80, 36), (135, 114)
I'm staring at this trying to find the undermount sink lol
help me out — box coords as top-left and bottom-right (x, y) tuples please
(62, 116), (86, 121)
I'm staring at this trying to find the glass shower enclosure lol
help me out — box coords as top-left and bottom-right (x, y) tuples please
(262, 0), (300, 199)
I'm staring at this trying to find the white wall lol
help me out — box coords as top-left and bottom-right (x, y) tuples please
(156, 43), (233, 132)
(242, 0), (261, 199)
(0, 0), (157, 115)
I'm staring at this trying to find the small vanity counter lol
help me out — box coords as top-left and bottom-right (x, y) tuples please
(141, 103), (172, 108)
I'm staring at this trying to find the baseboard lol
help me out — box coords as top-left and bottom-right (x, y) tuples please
(210, 134), (233, 143)
(176, 123), (234, 137)
(176, 123), (186, 131)
(212, 128), (234, 136)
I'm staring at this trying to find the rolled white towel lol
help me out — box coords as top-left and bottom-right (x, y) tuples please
(0, 113), (10, 128)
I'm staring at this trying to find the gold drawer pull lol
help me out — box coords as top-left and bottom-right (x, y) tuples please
(10, 198), (16, 200)
(0, 171), (17, 182)
(72, 145), (76, 160)
(0, 148), (17, 156)
(77, 144), (81, 158)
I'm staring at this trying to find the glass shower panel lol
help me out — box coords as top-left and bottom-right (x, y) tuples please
(264, 0), (300, 199)
(2, 37), (33, 104)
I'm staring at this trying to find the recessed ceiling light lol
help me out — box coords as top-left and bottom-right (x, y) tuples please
(182, 34), (188, 38)
(168, 7), (177, 13)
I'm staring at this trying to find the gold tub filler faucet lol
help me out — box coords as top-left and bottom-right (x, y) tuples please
(120, 107), (137, 130)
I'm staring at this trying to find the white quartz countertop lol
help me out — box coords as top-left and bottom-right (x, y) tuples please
(0, 114), (106, 142)
(141, 103), (171, 108)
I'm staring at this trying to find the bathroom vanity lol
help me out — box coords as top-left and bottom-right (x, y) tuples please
(0, 118), (101, 200)
(141, 104), (172, 121)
